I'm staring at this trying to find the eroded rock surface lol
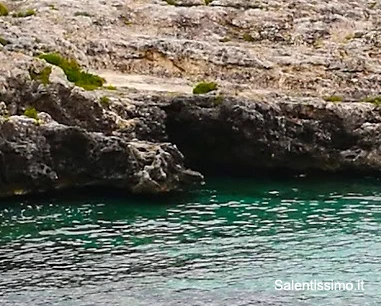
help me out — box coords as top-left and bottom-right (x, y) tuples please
(0, 114), (201, 196)
(163, 95), (381, 174)
(0, 0), (381, 196)
(1, 0), (380, 99)
(0, 51), (203, 196)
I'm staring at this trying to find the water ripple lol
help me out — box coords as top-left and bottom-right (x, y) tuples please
(0, 177), (381, 305)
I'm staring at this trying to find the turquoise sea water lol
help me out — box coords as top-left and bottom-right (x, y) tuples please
(0, 176), (380, 305)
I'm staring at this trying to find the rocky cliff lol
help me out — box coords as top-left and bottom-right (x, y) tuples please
(0, 0), (380, 196)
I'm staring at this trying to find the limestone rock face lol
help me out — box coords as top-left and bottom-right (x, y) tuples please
(0, 52), (203, 197)
(0, 114), (202, 196)
(163, 95), (381, 174)
(0, 0), (381, 196)
(1, 0), (380, 99)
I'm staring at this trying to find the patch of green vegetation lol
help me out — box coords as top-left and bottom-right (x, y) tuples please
(323, 95), (343, 102)
(193, 81), (218, 95)
(39, 53), (66, 66)
(0, 36), (10, 45)
(74, 11), (92, 17)
(205, 0), (213, 5)
(13, 9), (36, 18)
(39, 53), (105, 90)
(362, 96), (381, 106)
(219, 36), (231, 43)
(100, 96), (110, 107)
(243, 33), (255, 42)
(0, 2), (8, 16)
(165, 0), (177, 5)
(24, 106), (38, 120)
(213, 94), (224, 105)
(48, 4), (57, 10)
(29, 66), (52, 85)
(25, 9), (36, 16)
(104, 85), (117, 90)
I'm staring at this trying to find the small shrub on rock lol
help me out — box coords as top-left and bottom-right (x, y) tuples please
(39, 53), (105, 90)
(0, 36), (10, 45)
(24, 107), (38, 120)
(29, 66), (52, 85)
(193, 81), (218, 95)
(165, 0), (177, 5)
(243, 33), (255, 42)
(362, 96), (381, 106)
(100, 96), (110, 107)
(323, 95), (343, 102)
(0, 2), (8, 16)
(13, 9), (36, 18)
(104, 85), (116, 90)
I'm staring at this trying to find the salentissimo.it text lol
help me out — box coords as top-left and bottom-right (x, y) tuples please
(274, 280), (365, 291)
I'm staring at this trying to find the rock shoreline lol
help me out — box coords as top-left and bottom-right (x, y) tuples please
(164, 95), (381, 175)
(0, 0), (381, 196)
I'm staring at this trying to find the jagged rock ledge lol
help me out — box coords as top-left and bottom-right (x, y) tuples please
(1, 56), (381, 198)
(1, 0), (381, 197)
(0, 115), (202, 197)
(163, 95), (381, 175)
(0, 53), (203, 197)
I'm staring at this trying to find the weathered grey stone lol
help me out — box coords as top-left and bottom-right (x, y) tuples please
(163, 95), (381, 174)
(0, 0), (381, 197)
(0, 115), (202, 196)
(0, 51), (203, 197)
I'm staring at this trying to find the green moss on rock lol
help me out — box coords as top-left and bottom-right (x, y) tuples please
(193, 82), (218, 95)
(243, 33), (255, 42)
(12, 9), (36, 18)
(24, 107), (38, 120)
(29, 66), (52, 85)
(165, 0), (177, 5)
(104, 85), (117, 90)
(0, 2), (8, 16)
(323, 95), (343, 102)
(100, 96), (110, 107)
(0, 36), (10, 45)
(39, 53), (105, 90)
(362, 96), (381, 106)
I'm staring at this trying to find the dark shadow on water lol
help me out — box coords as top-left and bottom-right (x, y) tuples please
(1, 171), (381, 208)
(0, 185), (199, 208)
